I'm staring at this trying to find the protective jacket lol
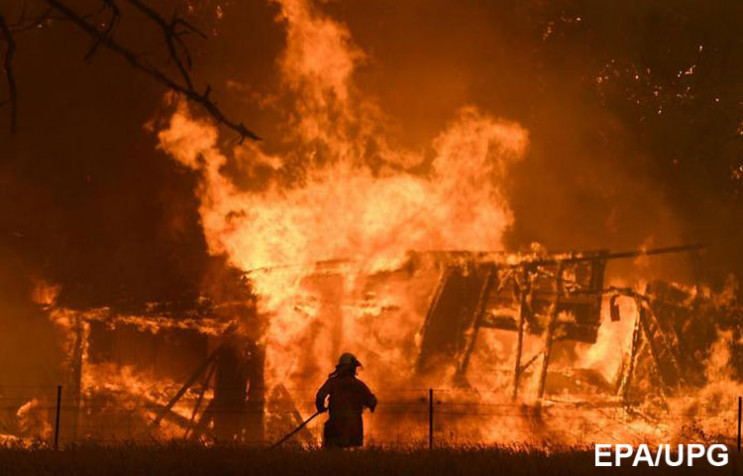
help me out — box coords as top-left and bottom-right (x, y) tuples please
(315, 372), (377, 448)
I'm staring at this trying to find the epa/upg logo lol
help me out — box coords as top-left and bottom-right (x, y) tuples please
(594, 444), (729, 467)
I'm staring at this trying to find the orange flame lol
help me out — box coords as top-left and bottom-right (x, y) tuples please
(35, 0), (737, 447)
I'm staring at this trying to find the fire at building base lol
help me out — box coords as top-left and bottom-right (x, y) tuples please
(6, 243), (739, 448)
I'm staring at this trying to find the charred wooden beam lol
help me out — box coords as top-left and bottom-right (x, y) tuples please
(536, 263), (564, 403)
(618, 298), (645, 402)
(415, 267), (452, 373)
(519, 352), (542, 373)
(644, 307), (684, 384)
(511, 268), (532, 401)
(152, 346), (221, 427)
(455, 264), (497, 384)
(270, 384), (314, 445)
(144, 400), (214, 440)
(184, 359), (217, 440)
(152, 324), (237, 427)
(503, 244), (704, 269)
(638, 304), (684, 390)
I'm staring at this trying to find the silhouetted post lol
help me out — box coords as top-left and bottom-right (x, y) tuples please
(512, 268), (530, 402)
(537, 263), (564, 403)
(738, 396), (741, 453)
(54, 385), (62, 449)
(428, 388), (433, 450)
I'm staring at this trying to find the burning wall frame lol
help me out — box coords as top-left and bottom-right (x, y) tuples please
(415, 244), (705, 403)
(614, 279), (741, 403)
(52, 244), (706, 444)
(416, 250), (608, 401)
(59, 300), (266, 443)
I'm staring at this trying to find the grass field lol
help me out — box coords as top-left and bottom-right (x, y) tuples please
(0, 444), (739, 475)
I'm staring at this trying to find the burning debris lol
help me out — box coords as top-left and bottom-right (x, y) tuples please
(618, 279), (743, 403)
(416, 248), (610, 399)
(40, 279), (266, 443)
(9, 241), (733, 447)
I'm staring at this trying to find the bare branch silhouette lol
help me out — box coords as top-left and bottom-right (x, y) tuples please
(123, 0), (205, 90)
(2, 0), (259, 141)
(83, 0), (120, 62)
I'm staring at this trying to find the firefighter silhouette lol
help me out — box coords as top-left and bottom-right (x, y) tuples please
(315, 353), (377, 448)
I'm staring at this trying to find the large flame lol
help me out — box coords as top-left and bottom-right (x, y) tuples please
(25, 0), (738, 448)
(156, 0), (533, 444)
(151, 0), (743, 447)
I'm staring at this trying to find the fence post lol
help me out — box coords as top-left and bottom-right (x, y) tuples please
(428, 388), (433, 450)
(54, 385), (62, 449)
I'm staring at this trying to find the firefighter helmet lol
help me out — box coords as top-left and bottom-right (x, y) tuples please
(336, 352), (362, 369)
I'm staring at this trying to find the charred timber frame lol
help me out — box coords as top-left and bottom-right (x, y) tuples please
(639, 287), (684, 386)
(455, 264), (497, 383)
(511, 266), (534, 401)
(184, 359), (217, 439)
(619, 297), (645, 402)
(272, 384), (315, 445)
(416, 267), (453, 373)
(64, 306), (266, 442)
(536, 262), (564, 403)
(152, 331), (266, 443)
(151, 322), (265, 442)
(500, 244), (704, 270)
(615, 285), (689, 402)
(427, 244), (702, 404)
(151, 334), (229, 428)
(639, 311), (670, 388)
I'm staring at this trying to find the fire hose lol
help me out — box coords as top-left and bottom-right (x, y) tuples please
(269, 409), (323, 449)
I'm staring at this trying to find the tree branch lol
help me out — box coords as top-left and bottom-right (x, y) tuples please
(83, 0), (119, 62)
(123, 0), (195, 89)
(42, 0), (259, 141)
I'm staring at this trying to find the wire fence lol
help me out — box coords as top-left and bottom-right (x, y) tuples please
(0, 385), (739, 448)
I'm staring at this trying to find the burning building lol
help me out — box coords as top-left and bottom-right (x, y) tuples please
(29, 241), (739, 447)
(50, 294), (266, 443)
(3, 0), (743, 451)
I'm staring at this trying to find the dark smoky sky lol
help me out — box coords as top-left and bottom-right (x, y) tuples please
(1, 0), (742, 318)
